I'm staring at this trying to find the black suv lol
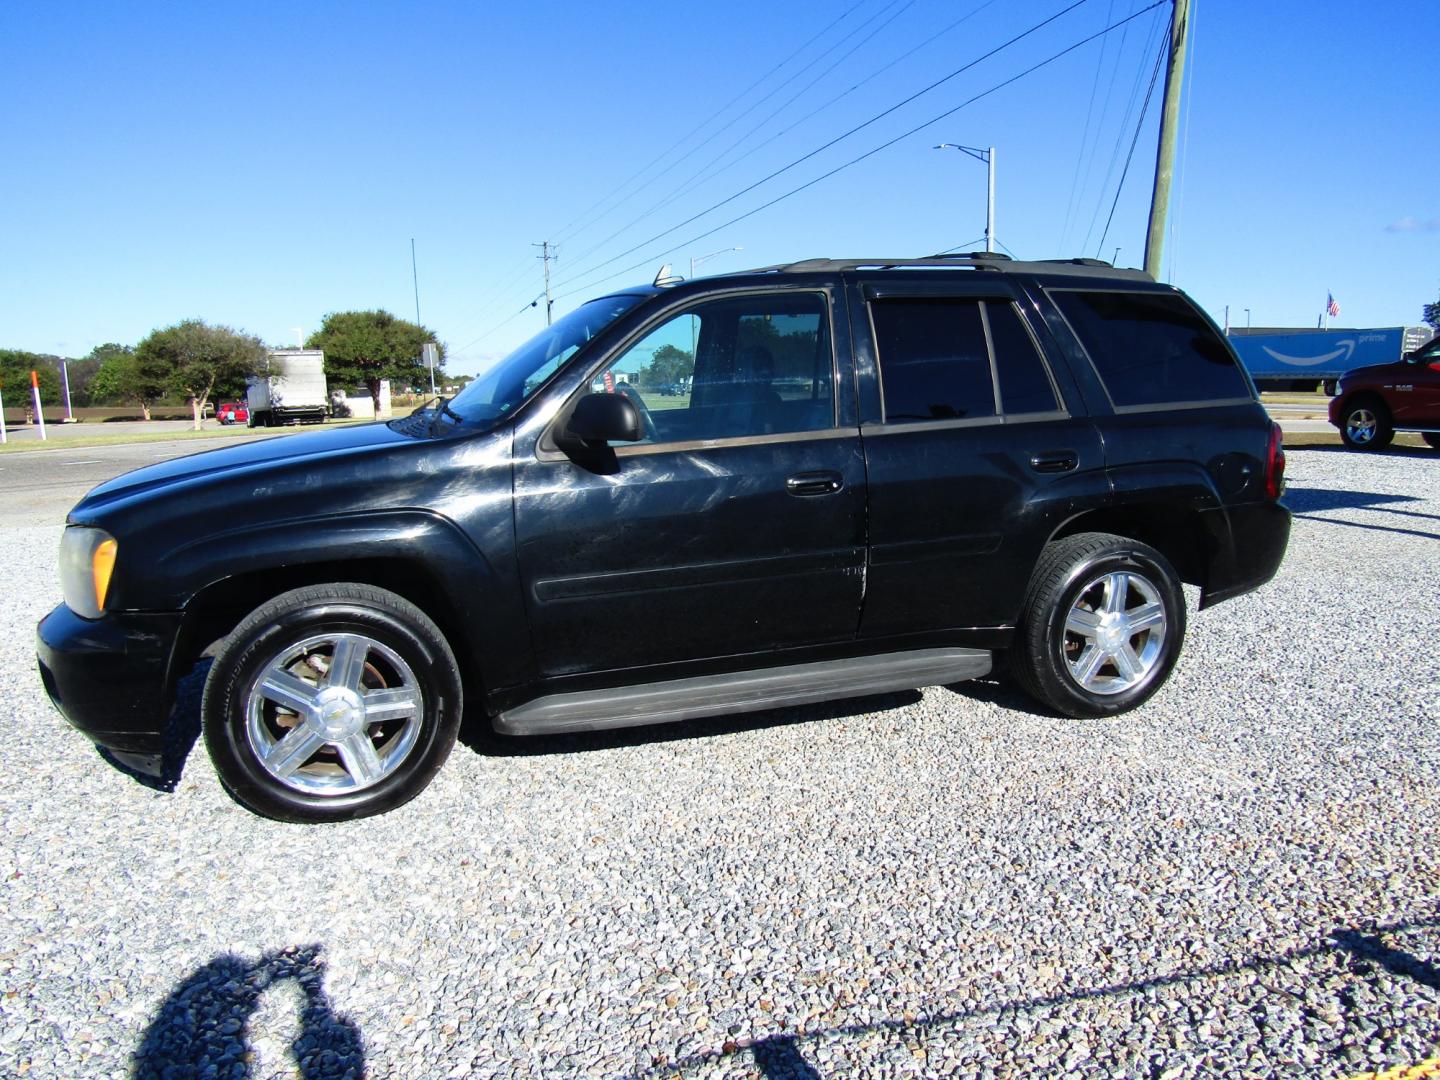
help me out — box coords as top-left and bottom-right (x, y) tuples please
(37, 255), (1291, 822)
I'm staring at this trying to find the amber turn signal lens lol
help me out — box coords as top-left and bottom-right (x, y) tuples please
(92, 538), (118, 611)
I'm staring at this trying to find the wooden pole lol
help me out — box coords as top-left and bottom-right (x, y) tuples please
(1143, 0), (1189, 280)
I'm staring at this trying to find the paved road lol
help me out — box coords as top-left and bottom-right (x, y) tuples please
(0, 437), (247, 527)
(0, 418), (253, 442)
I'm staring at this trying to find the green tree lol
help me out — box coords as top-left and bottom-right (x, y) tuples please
(88, 345), (170, 416)
(0, 349), (62, 422)
(136, 320), (267, 429)
(307, 310), (442, 415)
(1424, 290), (1440, 331)
(642, 344), (694, 388)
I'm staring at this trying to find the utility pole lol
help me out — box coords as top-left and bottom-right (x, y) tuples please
(1143, 0), (1190, 280)
(534, 241), (556, 326)
(411, 238), (422, 326)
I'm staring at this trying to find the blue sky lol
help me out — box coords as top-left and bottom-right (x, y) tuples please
(2, 0), (1434, 376)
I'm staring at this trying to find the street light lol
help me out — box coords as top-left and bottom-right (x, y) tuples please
(689, 246), (743, 280)
(1244, 308), (1252, 330)
(934, 143), (995, 253)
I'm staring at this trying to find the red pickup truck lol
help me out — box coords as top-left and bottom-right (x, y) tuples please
(1329, 335), (1440, 449)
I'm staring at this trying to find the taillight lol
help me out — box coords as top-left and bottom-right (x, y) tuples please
(1264, 421), (1286, 500)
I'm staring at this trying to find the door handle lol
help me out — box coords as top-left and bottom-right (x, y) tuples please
(1029, 451), (1078, 474)
(786, 471), (844, 496)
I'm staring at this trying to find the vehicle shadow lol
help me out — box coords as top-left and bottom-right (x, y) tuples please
(132, 944), (364, 1079)
(1283, 486), (1427, 515)
(635, 914), (1440, 1080)
(1284, 486), (1440, 541)
(1288, 442), (1438, 459)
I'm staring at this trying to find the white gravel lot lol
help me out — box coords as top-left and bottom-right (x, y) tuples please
(0, 444), (1436, 1079)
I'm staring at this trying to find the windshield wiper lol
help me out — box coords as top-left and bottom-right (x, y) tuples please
(427, 395), (465, 435)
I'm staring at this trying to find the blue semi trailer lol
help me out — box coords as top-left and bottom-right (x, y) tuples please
(1227, 327), (1429, 391)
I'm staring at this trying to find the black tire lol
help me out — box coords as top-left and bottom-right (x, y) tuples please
(1009, 532), (1186, 719)
(1338, 398), (1394, 450)
(202, 583), (462, 822)
(1423, 433), (1440, 450)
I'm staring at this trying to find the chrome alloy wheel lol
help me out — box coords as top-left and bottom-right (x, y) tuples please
(244, 632), (424, 795)
(1345, 408), (1378, 445)
(1061, 571), (1167, 696)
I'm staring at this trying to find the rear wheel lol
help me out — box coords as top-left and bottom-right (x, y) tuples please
(1339, 399), (1394, 450)
(1423, 433), (1440, 450)
(1010, 533), (1185, 718)
(202, 584), (462, 822)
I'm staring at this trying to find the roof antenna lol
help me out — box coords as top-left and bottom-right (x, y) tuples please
(653, 263), (684, 287)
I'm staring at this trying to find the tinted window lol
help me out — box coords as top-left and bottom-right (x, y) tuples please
(595, 292), (833, 443)
(871, 298), (995, 423)
(988, 303), (1059, 414)
(1050, 290), (1250, 407)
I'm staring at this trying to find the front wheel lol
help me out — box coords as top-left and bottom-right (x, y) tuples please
(1339, 400), (1394, 450)
(1010, 533), (1185, 718)
(202, 584), (462, 822)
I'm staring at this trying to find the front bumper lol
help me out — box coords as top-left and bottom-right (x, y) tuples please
(36, 604), (185, 775)
(1327, 396), (1346, 428)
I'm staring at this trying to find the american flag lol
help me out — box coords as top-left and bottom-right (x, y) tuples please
(1326, 292), (1340, 317)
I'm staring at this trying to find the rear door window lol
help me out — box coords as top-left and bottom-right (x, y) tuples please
(869, 297), (1062, 423)
(870, 298), (996, 423)
(1049, 290), (1251, 408)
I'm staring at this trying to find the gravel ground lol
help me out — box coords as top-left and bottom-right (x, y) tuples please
(0, 443), (1437, 1079)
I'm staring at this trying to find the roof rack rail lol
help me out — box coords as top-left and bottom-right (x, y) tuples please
(735, 254), (1152, 281)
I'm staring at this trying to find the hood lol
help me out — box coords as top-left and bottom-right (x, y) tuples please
(73, 421), (418, 517)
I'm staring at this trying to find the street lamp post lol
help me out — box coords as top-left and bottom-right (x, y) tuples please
(934, 143), (995, 253)
(689, 246), (743, 281)
(1245, 308), (1251, 330)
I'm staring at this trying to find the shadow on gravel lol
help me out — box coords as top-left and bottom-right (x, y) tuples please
(1285, 486), (1440, 541)
(1288, 443), (1439, 459)
(133, 945), (364, 1080)
(461, 689), (924, 758)
(627, 914), (1440, 1079)
(942, 674), (1056, 717)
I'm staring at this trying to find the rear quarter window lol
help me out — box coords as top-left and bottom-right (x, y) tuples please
(1050, 290), (1251, 408)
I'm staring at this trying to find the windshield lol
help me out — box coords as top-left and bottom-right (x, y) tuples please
(444, 295), (646, 427)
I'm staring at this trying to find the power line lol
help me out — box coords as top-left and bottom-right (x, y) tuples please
(1094, 8), (1168, 257)
(559, 0), (916, 272)
(1058, 0), (1116, 252)
(553, 0), (1167, 304)
(449, 293), (546, 358)
(584, 0), (921, 254)
(683, 0), (1003, 212)
(444, 3), (869, 354)
(548, 1), (867, 251)
(548, 0), (1098, 294)
(1081, 3), (1168, 254)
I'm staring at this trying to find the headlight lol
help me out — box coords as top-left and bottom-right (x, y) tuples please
(59, 527), (118, 619)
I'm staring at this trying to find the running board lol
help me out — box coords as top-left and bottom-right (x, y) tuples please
(494, 647), (992, 736)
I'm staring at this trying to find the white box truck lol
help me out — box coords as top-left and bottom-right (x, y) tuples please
(247, 349), (329, 426)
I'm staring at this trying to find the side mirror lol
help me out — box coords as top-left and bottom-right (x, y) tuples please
(557, 392), (641, 452)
